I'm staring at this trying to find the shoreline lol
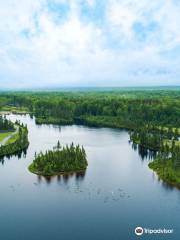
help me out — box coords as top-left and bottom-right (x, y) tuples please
(149, 161), (180, 189)
(2, 112), (180, 189)
(28, 164), (87, 177)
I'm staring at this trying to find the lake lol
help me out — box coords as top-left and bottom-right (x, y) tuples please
(0, 114), (179, 240)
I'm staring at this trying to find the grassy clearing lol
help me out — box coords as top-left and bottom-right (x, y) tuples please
(0, 132), (12, 142)
(0, 125), (29, 158)
(6, 132), (19, 144)
(5, 127), (20, 145)
(157, 126), (180, 134)
(0, 106), (29, 113)
(163, 139), (180, 147)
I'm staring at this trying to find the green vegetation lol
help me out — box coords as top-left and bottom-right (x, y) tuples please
(130, 124), (180, 187)
(29, 141), (88, 176)
(75, 116), (134, 129)
(0, 88), (180, 186)
(0, 116), (17, 146)
(36, 117), (73, 125)
(0, 121), (29, 158)
(130, 124), (180, 151)
(0, 132), (12, 142)
(6, 128), (19, 144)
(149, 160), (180, 188)
(0, 105), (29, 114)
(0, 89), (179, 130)
(0, 116), (15, 131)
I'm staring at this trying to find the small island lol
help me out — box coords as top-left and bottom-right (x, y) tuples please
(28, 141), (88, 176)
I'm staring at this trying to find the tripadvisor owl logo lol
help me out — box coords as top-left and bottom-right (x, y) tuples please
(135, 227), (144, 236)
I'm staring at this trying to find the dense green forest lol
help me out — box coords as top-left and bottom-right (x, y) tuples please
(129, 124), (180, 151)
(0, 121), (29, 158)
(0, 89), (179, 185)
(29, 141), (88, 176)
(0, 89), (179, 129)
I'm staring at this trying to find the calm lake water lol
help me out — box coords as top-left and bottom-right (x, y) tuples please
(0, 114), (179, 240)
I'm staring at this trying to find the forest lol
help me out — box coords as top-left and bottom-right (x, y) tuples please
(0, 88), (179, 129)
(0, 121), (29, 158)
(130, 124), (180, 187)
(29, 141), (88, 176)
(0, 88), (179, 185)
(0, 116), (15, 131)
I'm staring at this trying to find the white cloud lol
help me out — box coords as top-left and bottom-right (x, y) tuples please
(0, 0), (179, 88)
(108, 2), (137, 40)
(86, 0), (96, 7)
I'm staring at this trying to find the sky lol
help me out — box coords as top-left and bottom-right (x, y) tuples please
(0, 0), (180, 89)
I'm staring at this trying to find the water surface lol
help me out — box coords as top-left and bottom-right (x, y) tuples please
(0, 114), (179, 240)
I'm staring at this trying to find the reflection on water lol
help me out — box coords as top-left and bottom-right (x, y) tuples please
(36, 123), (62, 132)
(0, 149), (27, 164)
(131, 143), (157, 160)
(37, 171), (86, 184)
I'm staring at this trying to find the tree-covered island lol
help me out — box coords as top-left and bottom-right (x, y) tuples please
(29, 142), (88, 176)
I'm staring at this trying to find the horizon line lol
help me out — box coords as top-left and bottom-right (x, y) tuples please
(0, 85), (180, 91)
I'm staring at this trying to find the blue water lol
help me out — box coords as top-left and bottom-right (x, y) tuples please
(0, 114), (179, 240)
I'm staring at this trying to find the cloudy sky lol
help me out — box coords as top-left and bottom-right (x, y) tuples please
(0, 0), (180, 88)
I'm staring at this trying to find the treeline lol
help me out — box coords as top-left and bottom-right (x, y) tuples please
(129, 124), (180, 163)
(0, 116), (15, 131)
(1, 90), (180, 185)
(130, 124), (180, 186)
(130, 124), (180, 151)
(29, 142), (88, 176)
(149, 144), (180, 187)
(0, 122), (29, 157)
(0, 90), (180, 128)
